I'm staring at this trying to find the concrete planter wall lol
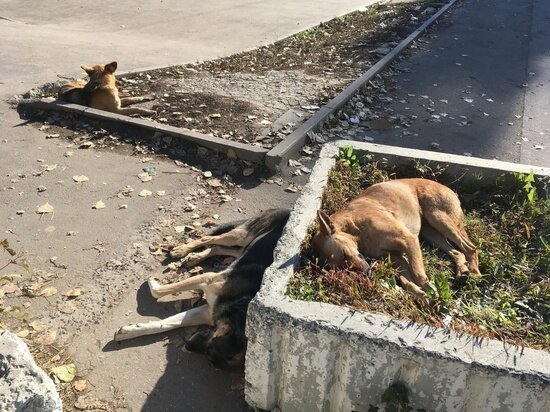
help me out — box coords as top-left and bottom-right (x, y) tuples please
(245, 141), (550, 412)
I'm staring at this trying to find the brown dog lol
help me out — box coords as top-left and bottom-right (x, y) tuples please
(312, 178), (480, 304)
(58, 61), (155, 116)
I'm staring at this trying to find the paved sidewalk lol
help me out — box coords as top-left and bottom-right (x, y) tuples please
(0, 0), (374, 90)
(364, 0), (550, 167)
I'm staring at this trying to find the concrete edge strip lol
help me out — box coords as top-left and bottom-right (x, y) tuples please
(17, 98), (268, 164)
(264, 0), (460, 171)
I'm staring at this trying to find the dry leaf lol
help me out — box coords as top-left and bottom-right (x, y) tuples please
(34, 330), (57, 345)
(42, 164), (58, 172)
(139, 189), (152, 197)
(16, 329), (30, 338)
(73, 175), (89, 183)
(58, 301), (78, 314)
(37, 203), (54, 214)
(51, 363), (77, 382)
(138, 172), (152, 183)
(92, 200), (106, 209)
(73, 379), (87, 392)
(63, 288), (82, 298)
(39, 286), (58, 297)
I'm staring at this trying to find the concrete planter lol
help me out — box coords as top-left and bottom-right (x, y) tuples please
(245, 141), (550, 412)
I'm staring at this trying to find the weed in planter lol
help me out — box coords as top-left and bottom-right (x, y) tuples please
(288, 152), (550, 350)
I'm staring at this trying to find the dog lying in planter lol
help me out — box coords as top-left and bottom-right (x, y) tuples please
(312, 178), (480, 305)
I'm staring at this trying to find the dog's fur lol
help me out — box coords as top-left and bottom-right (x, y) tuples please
(58, 61), (155, 116)
(114, 208), (290, 369)
(312, 178), (479, 304)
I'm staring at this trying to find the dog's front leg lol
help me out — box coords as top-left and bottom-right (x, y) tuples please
(391, 255), (431, 307)
(114, 304), (212, 342)
(148, 271), (226, 299)
(181, 245), (243, 267)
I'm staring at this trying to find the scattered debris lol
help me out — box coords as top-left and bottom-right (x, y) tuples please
(37, 203), (54, 214)
(92, 200), (106, 209)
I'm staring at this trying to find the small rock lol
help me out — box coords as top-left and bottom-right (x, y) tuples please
(139, 189), (152, 197)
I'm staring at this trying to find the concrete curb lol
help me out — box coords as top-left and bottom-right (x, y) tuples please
(264, 0), (460, 171)
(17, 98), (268, 164)
(245, 141), (550, 411)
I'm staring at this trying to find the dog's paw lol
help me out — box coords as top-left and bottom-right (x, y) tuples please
(148, 277), (162, 299)
(181, 251), (205, 268)
(170, 245), (190, 259)
(114, 324), (143, 342)
(454, 261), (470, 279)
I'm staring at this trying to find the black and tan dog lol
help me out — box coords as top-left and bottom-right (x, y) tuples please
(58, 61), (155, 116)
(114, 208), (290, 369)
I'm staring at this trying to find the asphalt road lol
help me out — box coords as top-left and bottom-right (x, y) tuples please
(365, 0), (550, 167)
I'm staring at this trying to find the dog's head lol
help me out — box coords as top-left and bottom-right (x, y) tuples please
(185, 320), (246, 370)
(79, 61), (118, 92)
(311, 210), (369, 272)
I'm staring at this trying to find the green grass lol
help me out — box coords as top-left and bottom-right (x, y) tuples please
(287, 148), (550, 350)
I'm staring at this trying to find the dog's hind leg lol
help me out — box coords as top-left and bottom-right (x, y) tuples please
(148, 270), (227, 299)
(114, 304), (211, 342)
(181, 245), (243, 267)
(112, 106), (156, 116)
(423, 212), (480, 275)
(171, 228), (250, 259)
(421, 225), (469, 278)
(120, 96), (155, 107)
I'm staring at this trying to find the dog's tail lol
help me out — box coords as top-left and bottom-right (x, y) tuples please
(57, 79), (89, 105)
(208, 219), (250, 236)
(208, 208), (291, 236)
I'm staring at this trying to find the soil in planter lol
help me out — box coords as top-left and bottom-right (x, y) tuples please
(34, 1), (446, 149)
(287, 149), (550, 350)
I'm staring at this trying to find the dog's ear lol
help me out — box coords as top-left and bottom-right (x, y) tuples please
(317, 210), (335, 236)
(80, 65), (95, 76)
(104, 61), (118, 74)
